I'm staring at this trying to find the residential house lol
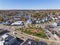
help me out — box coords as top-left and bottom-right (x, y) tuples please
(3, 20), (12, 25)
(26, 19), (32, 24)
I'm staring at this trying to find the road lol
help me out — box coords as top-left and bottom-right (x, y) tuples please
(0, 24), (60, 45)
(40, 24), (60, 41)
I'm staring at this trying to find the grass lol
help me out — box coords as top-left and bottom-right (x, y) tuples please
(16, 25), (48, 39)
(23, 29), (48, 39)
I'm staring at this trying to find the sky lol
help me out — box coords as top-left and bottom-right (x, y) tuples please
(0, 0), (60, 10)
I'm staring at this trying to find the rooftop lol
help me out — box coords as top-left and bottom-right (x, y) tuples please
(0, 29), (9, 36)
(22, 39), (47, 45)
(0, 34), (24, 45)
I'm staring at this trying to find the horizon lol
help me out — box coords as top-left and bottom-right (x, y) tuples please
(0, 9), (60, 10)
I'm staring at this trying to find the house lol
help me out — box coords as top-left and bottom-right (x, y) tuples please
(36, 20), (40, 24)
(26, 19), (32, 24)
(4, 17), (10, 21)
(3, 21), (12, 25)
(51, 15), (58, 20)
(32, 20), (36, 24)
(44, 17), (48, 22)
(47, 17), (52, 21)
(32, 18), (37, 24)
(11, 21), (24, 26)
(57, 16), (60, 20)
(25, 19), (32, 28)
(58, 16), (60, 19)
(51, 22), (60, 26)
(13, 17), (20, 21)
(52, 23), (57, 26)
(57, 22), (60, 26)
(42, 19), (45, 23)
(32, 19), (43, 24)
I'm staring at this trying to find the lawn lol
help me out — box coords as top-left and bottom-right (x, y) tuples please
(22, 28), (48, 39)
(16, 25), (48, 39)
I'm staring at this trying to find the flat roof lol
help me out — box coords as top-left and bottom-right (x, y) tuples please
(0, 29), (9, 36)
(22, 39), (47, 45)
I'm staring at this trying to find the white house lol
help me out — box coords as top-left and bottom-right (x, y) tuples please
(42, 19), (45, 22)
(52, 23), (57, 26)
(51, 16), (58, 20)
(58, 16), (60, 18)
(26, 19), (32, 24)
(11, 21), (24, 26)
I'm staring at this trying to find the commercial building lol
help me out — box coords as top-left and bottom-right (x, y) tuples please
(22, 39), (47, 45)
(11, 21), (24, 26)
(0, 34), (23, 45)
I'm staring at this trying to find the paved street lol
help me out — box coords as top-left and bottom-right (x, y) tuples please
(40, 24), (60, 41)
(0, 24), (60, 45)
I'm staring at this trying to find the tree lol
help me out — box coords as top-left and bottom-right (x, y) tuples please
(52, 12), (55, 15)
(44, 13), (48, 17)
(32, 13), (41, 18)
(0, 17), (4, 21)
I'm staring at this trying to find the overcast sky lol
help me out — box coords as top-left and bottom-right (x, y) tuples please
(0, 0), (60, 10)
